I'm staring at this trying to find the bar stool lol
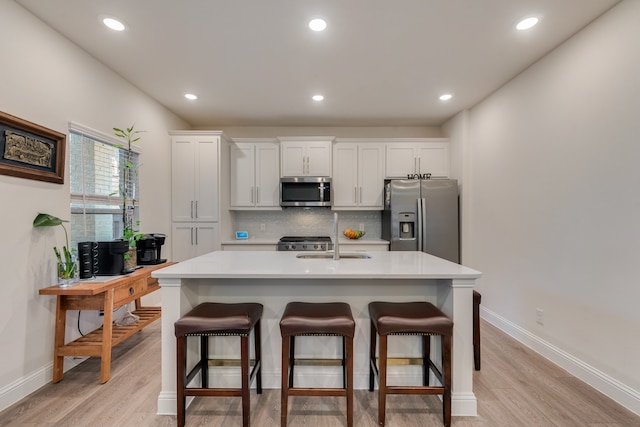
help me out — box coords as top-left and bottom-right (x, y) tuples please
(175, 302), (263, 427)
(473, 290), (482, 370)
(368, 301), (453, 427)
(279, 302), (355, 427)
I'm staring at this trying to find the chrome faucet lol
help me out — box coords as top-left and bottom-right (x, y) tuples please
(333, 212), (340, 260)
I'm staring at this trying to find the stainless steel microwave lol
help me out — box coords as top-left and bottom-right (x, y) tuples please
(280, 177), (331, 207)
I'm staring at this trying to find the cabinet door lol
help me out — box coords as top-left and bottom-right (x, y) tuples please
(171, 223), (219, 262)
(416, 142), (449, 178)
(280, 140), (332, 176)
(171, 137), (197, 222)
(280, 142), (306, 176)
(193, 223), (219, 256)
(332, 143), (358, 207)
(358, 145), (384, 208)
(306, 141), (332, 176)
(255, 143), (280, 207)
(171, 223), (197, 262)
(194, 138), (219, 221)
(171, 135), (219, 222)
(230, 143), (256, 207)
(385, 144), (417, 178)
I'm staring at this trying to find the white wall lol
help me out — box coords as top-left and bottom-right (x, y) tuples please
(449, 0), (640, 414)
(0, 1), (188, 410)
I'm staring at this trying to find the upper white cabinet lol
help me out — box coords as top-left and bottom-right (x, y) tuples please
(230, 139), (280, 209)
(385, 139), (450, 178)
(279, 137), (333, 177)
(332, 141), (385, 210)
(170, 131), (223, 222)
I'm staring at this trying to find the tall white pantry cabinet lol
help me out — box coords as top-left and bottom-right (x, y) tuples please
(170, 131), (227, 262)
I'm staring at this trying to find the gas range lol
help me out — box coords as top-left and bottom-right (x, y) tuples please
(277, 236), (333, 252)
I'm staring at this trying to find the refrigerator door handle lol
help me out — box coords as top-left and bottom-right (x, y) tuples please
(420, 197), (427, 252)
(417, 197), (424, 250)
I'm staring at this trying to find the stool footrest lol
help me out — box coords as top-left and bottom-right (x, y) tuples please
(288, 388), (347, 397)
(385, 386), (445, 395)
(184, 388), (245, 397)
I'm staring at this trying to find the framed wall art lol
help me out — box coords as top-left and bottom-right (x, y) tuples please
(0, 111), (66, 184)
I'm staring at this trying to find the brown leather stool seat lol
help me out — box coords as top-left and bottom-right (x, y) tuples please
(368, 301), (453, 427)
(175, 302), (263, 427)
(473, 290), (482, 370)
(280, 302), (355, 427)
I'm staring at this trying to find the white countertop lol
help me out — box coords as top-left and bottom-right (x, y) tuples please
(154, 250), (481, 280)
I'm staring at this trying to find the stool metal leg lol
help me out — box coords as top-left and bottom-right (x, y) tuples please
(254, 319), (263, 393)
(422, 335), (431, 386)
(369, 320), (376, 392)
(288, 336), (295, 388)
(342, 336), (347, 389)
(200, 335), (209, 388)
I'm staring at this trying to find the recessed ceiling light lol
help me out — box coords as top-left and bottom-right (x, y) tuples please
(309, 18), (327, 32)
(312, 95), (324, 101)
(102, 16), (126, 31)
(184, 93), (198, 100)
(516, 16), (540, 31)
(439, 94), (453, 101)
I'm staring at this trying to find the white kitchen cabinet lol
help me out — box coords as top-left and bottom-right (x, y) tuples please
(171, 132), (223, 222)
(230, 139), (280, 209)
(172, 223), (219, 262)
(279, 137), (333, 177)
(385, 139), (450, 178)
(332, 141), (384, 210)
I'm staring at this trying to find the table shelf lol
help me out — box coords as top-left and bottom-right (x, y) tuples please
(39, 263), (174, 383)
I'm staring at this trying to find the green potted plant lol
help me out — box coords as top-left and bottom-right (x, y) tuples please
(113, 124), (145, 269)
(33, 212), (78, 287)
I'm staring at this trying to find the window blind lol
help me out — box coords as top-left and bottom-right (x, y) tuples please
(68, 123), (140, 247)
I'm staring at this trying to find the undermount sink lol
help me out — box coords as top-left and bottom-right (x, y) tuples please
(296, 253), (372, 260)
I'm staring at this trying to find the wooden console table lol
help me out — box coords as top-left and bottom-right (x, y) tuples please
(39, 263), (174, 384)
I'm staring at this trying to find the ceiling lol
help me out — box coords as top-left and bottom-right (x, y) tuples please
(15, 0), (620, 128)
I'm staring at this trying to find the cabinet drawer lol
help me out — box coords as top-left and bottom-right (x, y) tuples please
(114, 277), (148, 305)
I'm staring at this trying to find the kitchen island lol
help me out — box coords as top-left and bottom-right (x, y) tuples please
(153, 250), (481, 417)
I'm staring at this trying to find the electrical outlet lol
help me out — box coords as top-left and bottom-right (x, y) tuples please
(260, 223), (266, 231)
(359, 223), (365, 231)
(536, 308), (544, 325)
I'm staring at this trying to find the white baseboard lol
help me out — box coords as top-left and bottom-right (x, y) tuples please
(481, 306), (640, 416)
(0, 356), (86, 412)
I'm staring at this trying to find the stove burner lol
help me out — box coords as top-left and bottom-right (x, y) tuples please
(277, 236), (333, 251)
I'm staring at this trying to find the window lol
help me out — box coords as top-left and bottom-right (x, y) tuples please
(68, 123), (140, 248)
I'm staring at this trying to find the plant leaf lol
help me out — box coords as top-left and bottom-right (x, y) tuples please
(33, 213), (68, 227)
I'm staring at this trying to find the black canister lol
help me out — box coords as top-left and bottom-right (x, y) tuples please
(77, 241), (98, 279)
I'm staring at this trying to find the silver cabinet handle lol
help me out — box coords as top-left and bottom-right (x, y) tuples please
(195, 227), (198, 245)
(359, 186), (363, 204)
(251, 186), (255, 204)
(190, 201), (194, 219)
(190, 227), (194, 245)
(195, 201), (198, 218)
(256, 187), (260, 205)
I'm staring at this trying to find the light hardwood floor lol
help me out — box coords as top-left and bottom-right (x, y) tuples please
(1, 320), (638, 426)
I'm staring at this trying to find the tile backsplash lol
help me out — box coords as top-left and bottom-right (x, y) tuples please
(231, 209), (381, 239)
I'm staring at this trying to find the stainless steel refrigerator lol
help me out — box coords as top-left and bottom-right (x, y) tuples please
(382, 179), (459, 263)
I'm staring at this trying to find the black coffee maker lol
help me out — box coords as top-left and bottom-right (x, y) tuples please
(136, 234), (167, 265)
(96, 240), (132, 275)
